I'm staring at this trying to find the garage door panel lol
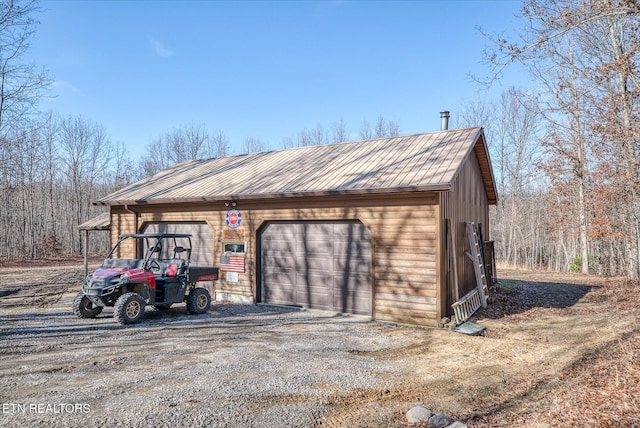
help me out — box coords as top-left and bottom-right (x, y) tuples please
(295, 255), (332, 272)
(263, 255), (297, 270)
(333, 295), (371, 315)
(295, 290), (332, 309)
(261, 221), (372, 315)
(264, 250), (296, 259)
(264, 271), (296, 286)
(263, 287), (296, 305)
(333, 256), (371, 273)
(295, 239), (332, 254)
(298, 223), (334, 235)
(261, 238), (296, 252)
(296, 272), (334, 288)
(265, 223), (298, 237)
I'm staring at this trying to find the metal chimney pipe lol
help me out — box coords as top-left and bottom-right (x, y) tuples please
(440, 111), (450, 131)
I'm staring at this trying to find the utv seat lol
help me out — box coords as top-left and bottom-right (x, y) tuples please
(157, 259), (187, 280)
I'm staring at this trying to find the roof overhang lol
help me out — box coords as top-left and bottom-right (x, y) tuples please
(94, 183), (453, 207)
(473, 132), (498, 205)
(119, 233), (193, 239)
(78, 212), (111, 230)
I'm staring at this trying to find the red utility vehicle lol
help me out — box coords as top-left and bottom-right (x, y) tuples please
(73, 233), (218, 324)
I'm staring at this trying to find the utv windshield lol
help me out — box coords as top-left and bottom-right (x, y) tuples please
(104, 234), (192, 269)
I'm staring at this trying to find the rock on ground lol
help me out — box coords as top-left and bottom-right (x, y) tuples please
(406, 405), (432, 423)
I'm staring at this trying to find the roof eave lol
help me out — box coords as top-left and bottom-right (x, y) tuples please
(445, 128), (498, 205)
(94, 184), (453, 207)
(475, 132), (499, 205)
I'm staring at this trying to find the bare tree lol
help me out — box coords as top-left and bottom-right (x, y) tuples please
(141, 124), (229, 176)
(481, 0), (640, 276)
(0, 111), (118, 260)
(282, 122), (336, 148)
(109, 141), (136, 189)
(331, 118), (349, 143)
(456, 95), (494, 131)
(358, 118), (373, 140)
(360, 115), (400, 139)
(301, 124), (328, 146)
(457, 89), (551, 270)
(58, 115), (112, 254)
(208, 130), (231, 158)
(242, 136), (266, 154)
(0, 0), (51, 135)
(281, 136), (295, 149)
(40, 111), (60, 240)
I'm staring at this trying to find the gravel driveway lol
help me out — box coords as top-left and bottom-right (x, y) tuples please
(5, 266), (632, 427)
(0, 300), (410, 428)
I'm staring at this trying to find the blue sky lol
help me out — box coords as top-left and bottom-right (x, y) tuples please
(31, 0), (525, 157)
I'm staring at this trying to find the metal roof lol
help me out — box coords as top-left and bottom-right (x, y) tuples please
(96, 127), (497, 206)
(78, 212), (111, 230)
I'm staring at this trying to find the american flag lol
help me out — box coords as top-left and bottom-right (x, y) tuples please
(220, 255), (245, 273)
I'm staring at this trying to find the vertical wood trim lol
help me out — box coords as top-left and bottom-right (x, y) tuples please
(250, 218), (267, 303)
(205, 220), (218, 245)
(436, 192), (443, 321)
(358, 216), (377, 319)
(83, 230), (88, 279)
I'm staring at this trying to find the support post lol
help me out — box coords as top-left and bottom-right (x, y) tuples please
(83, 230), (89, 279)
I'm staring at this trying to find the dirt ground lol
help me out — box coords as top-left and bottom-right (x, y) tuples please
(0, 263), (638, 427)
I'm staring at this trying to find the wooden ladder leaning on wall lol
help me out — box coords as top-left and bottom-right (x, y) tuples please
(451, 221), (489, 325)
(466, 221), (489, 308)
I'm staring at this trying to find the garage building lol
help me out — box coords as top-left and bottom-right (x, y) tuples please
(96, 127), (497, 326)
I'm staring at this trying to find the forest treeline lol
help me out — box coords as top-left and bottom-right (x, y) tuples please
(477, 0), (640, 278)
(0, 111), (400, 259)
(1, 0), (639, 278)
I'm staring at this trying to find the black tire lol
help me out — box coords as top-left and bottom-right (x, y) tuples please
(186, 288), (211, 314)
(73, 292), (103, 318)
(113, 292), (146, 324)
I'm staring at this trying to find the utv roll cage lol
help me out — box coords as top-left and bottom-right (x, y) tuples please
(105, 233), (193, 271)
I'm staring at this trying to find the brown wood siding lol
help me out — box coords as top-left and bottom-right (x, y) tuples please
(440, 147), (490, 315)
(109, 208), (136, 258)
(109, 193), (441, 326)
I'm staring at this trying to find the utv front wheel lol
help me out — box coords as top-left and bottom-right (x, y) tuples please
(73, 293), (103, 318)
(186, 288), (211, 314)
(114, 292), (145, 324)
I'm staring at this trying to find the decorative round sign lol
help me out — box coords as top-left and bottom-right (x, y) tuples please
(225, 209), (242, 229)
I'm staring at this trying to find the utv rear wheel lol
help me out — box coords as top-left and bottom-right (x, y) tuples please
(114, 292), (145, 324)
(73, 293), (103, 318)
(186, 288), (211, 314)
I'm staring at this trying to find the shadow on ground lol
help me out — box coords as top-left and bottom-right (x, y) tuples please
(0, 303), (352, 342)
(478, 277), (593, 319)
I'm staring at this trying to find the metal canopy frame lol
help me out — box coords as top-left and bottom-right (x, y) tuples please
(77, 213), (111, 278)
